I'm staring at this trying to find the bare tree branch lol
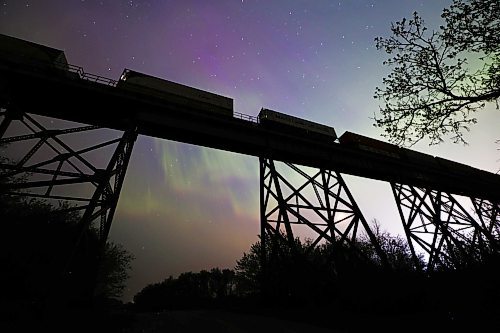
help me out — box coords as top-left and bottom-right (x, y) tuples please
(374, 1), (500, 146)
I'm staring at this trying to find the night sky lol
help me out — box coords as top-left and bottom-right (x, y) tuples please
(1, 0), (498, 302)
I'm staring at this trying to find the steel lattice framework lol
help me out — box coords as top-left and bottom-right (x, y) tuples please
(259, 158), (388, 264)
(391, 183), (500, 271)
(472, 198), (500, 240)
(0, 108), (137, 249)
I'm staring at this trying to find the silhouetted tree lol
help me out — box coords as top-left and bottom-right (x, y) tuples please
(0, 197), (84, 300)
(358, 219), (424, 271)
(0, 189), (134, 312)
(234, 234), (315, 303)
(374, 0), (499, 146)
(94, 242), (135, 300)
(234, 239), (263, 296)
(208, 268), (236, 297)
(233, 225), (431, 312)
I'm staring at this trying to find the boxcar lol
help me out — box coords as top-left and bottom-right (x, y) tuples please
(339, 131), (400, 159)
(400, 148), (440, 170)
(117, 69), (233, 117)
(435, 156), (479, 178)
(0, 33), (71, 73)
(258, 108), (337, 140)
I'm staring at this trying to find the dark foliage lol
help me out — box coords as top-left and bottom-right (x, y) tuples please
(0, 198), (93, 301)
(134, 228), (425, 312)
(95, 242), (135, 300)
(234, 229), (426, 312)
(133, 268), (237, 312)
(133, 222), (500, 330)
(0, 189), (134, 330)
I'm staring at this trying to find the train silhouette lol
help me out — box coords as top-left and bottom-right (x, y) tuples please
(0, 33), (491, 182)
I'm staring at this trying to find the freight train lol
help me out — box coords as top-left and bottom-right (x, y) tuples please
(339, 131), (441, 171)
(0, 34), (336, 142)
(0, 32), (491, 183)
(117, 69), (233, 117)
(258, 108), (337, 140)
(339, 131), (491, 180)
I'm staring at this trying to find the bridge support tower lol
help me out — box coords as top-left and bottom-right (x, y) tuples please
(0, 107), (137, 265)
(391, 183), (500, 271)
(259, 158), (389, 266)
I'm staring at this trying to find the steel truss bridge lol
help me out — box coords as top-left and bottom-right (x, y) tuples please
(1, 36), (499, 273)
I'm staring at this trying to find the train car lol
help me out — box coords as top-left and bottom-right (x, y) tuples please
(0, 33), (71, 72)
(339, 131), (400, 159)
(258, 108), (337, 140)
(435, 156), (481, 178)
(117, 69), (233, 117)
(339, 131), (443, 172)
(400, 148), (441, 170)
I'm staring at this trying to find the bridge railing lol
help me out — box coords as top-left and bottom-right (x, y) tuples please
(0, 49), (118, 87)
(234, 111), (259, 124)
(65, 63), (117, 86)
(2, 51), (262, 119)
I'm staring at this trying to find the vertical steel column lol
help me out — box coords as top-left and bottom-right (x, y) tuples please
(391, 183), (499, 271)
(260, 158), (388, 266)
(73, 126), (137, 250)
(259, 157), (268, 297)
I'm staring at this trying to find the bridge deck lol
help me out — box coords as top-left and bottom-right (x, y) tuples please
(1, 59), (499, 202)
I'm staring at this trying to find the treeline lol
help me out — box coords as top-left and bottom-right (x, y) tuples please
(133, 225), (500, 329)
(134, 268), (237, 311)
(133, 227), (421, 312)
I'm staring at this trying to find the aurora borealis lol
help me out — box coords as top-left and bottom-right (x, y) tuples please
(1, 0), (498, 302)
